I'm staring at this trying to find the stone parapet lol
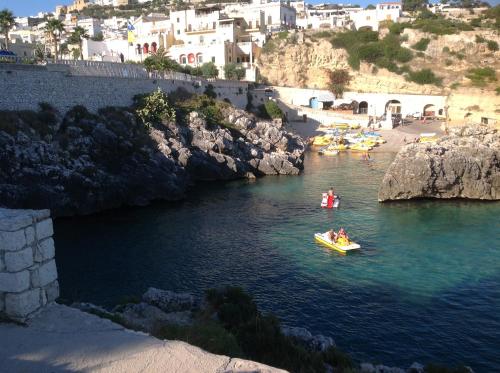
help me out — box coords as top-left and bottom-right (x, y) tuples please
(0, 208), (59, 321)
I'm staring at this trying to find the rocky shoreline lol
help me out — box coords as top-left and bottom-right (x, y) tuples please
(0, 98), (304, 216)
(378, 125), (499, 202)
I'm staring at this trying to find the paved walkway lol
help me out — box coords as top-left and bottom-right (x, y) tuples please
(0, 303), (286, 373)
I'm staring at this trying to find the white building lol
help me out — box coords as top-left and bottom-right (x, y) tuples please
(224, 0), (296, 32)
(77, 18), (102, 37)
(349, 2), (401, 31)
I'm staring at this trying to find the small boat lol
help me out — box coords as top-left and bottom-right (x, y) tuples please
(312, 135), (333, 146)
(350, 143), (372, 152)
(328, 143), (348, 151)
(419, 133), (438, 143)
(319, 148), (339, 156)
(314, 232), (360, 254)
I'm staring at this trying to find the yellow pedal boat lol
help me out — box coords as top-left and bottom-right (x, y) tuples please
(312, 135), (333, 146)
(314, 232), (361, 254)
(350, 143), (372, 152)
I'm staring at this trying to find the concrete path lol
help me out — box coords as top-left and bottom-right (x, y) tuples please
(0, 303), (286, 373)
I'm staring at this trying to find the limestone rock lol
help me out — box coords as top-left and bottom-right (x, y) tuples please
(379, 125), (500, 201)
(119, 302), (193, 331)
(282, 326), (335, 352)
(0, 103), (304, 216)
(142, 287), (199, 313)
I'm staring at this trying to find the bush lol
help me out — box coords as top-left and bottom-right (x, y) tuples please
(328, 69), (352, 97)
(313, 30), (333, 38)
(389, 22), (410, 34)
(487, 40), (499, 51)
(204, 84), (217, 99)
(469, 17), (481, 28)
(200, 62), (218, 78)
(224, 63), (246, 80)
(412, 37), (430, 51)
(261, 39), (277, 54)
(465, 67), (497, 86)
(442, 46), (450, 53)
(496, 87), (500, 95)
(277, 31), (289, 40)
(408, 68), (442, 85)
(135, 88), (175, 128)
(445, 59), (453, 66)
(258, 100), (283, 120)
(412, 17), (473, 35)
(475, 35), (486, 43)
(450, 82), (460, 90)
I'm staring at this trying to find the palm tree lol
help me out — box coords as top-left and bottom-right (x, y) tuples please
(44, 19), (65, 61)
(0, 9), (15, 50)
(59, 42), (70, 60)
(69, 26), (89, 60)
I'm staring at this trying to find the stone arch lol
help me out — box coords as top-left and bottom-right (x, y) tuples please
(143, 43), (149, 54)
(423, 104), (436, 117)
(179, 54), (186, 64)
(385, 99), (401, 115)
(358, 101), (368, 114)
(151, 42), (157, 53)
(188, 53), (195, 64)
(196, 52), (203, 64)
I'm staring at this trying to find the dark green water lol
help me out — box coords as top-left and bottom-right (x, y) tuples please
(54, 152), (500, 371)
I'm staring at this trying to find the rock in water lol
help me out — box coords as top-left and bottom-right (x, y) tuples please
(378, 125), (500, 201)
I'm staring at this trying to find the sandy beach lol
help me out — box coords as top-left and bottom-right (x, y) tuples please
(286, 119), (445, 153)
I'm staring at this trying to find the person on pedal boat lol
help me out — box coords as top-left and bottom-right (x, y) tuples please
(328, 229), (338, 242)
(338, 228), (349, 241)
(327, 187), (335, 208)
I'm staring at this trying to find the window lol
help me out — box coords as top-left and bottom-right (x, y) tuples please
(177, 30), (180, 35)
(197, 53), (203, 63)
(268, 15), (272, 25)
(213, 22), (216, 29)
(180, 55), (186, 64)
(177, 18), (180, 23)
(481, 117), (489, 124)
(229, 57), (232, 62)
(200, 36), (204, 43)
(248, 21), (252, 28)
(188, 24), (192, 31)
(211, 56), (215, 62)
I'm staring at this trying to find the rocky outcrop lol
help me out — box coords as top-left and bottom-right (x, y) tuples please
(378, 125), (500, 201)
(281, 326), (335, 352)
(0, 104), (304, 216)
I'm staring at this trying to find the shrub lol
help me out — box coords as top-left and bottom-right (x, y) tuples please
(328, 69), (352, 98)
(204, 84), (217, 99)
(408, 68), (442, 85)
(389, 22), (410, 34)
(261, 39), (277, 54)
(442, 46), (450, 53)
(412, 37), (430, 51)
(277, 31), (288, 40)
(475, 35), (486, 43)
(445, 59), (453, 66)
(224, 63), (246, 80)
(412, 17), (473, 35)
(469, 17), (481, 28)
(450, 82), (460, 90)
(496, 87), (500, 95)
(135, 88), (176, 128)
(487, 40), (499, 51)
(313, 30), (332, 38)
(200, 62), (219, 78)
(372, 65), (379, 74)
(416, 51), (425, 58)
(465, 67), (497, 86)
(259, 100), (283, 119)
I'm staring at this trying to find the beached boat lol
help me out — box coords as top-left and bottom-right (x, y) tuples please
(419, 133), (438, 143)
(350, 143), (372, 152)
(312, 135), (333, 146)
(314, 232), (360, 254)
(318, 147), (339, 156)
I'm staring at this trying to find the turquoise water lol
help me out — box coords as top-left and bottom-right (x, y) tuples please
(54, 152), (500, 371)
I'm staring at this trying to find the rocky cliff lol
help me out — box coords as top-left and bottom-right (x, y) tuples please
(378, 125), (500, 201)
(0, 102), (304, 216)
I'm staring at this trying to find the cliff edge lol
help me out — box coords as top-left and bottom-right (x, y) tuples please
(378, 125), (500, 201)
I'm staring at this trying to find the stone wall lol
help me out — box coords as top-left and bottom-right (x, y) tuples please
(0, 64), (249, 113)
(0, 208), (59, 321)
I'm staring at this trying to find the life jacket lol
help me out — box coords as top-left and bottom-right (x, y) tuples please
(327, 194), (334, 208)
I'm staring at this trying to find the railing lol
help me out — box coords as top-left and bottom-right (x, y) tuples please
(47, 60), (149, 79)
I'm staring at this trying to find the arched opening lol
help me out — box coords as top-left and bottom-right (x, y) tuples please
(358, 101), (368, 114)
(143, 43), (149, 54)
(423, 104), (436, 117)
(196, 53), (203, 64)
(188, 53), (195, 64)
(179, 54), (186, 64)
(151, 42), (157, 53)
(136, 44), (141, 54)
(385, 99), (401, 115)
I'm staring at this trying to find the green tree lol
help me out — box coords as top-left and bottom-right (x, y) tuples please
(135, 88), (176, 128)
(69, 26), (89, 60)
(224, 63), (246, 80)
(34, 43), (46, 61)
(328, 69), (352, 98)
(200, 62), (219, 78)
(59, 42), (70, 59)
(90, 31), (104, 41)
(366, 4), (376, 9)
(44, 19), (65, 62)
(0, 9), (15, 50)
(403, 0), (429, 11)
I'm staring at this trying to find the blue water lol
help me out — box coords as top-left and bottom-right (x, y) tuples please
(54, 152), (500, 371)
